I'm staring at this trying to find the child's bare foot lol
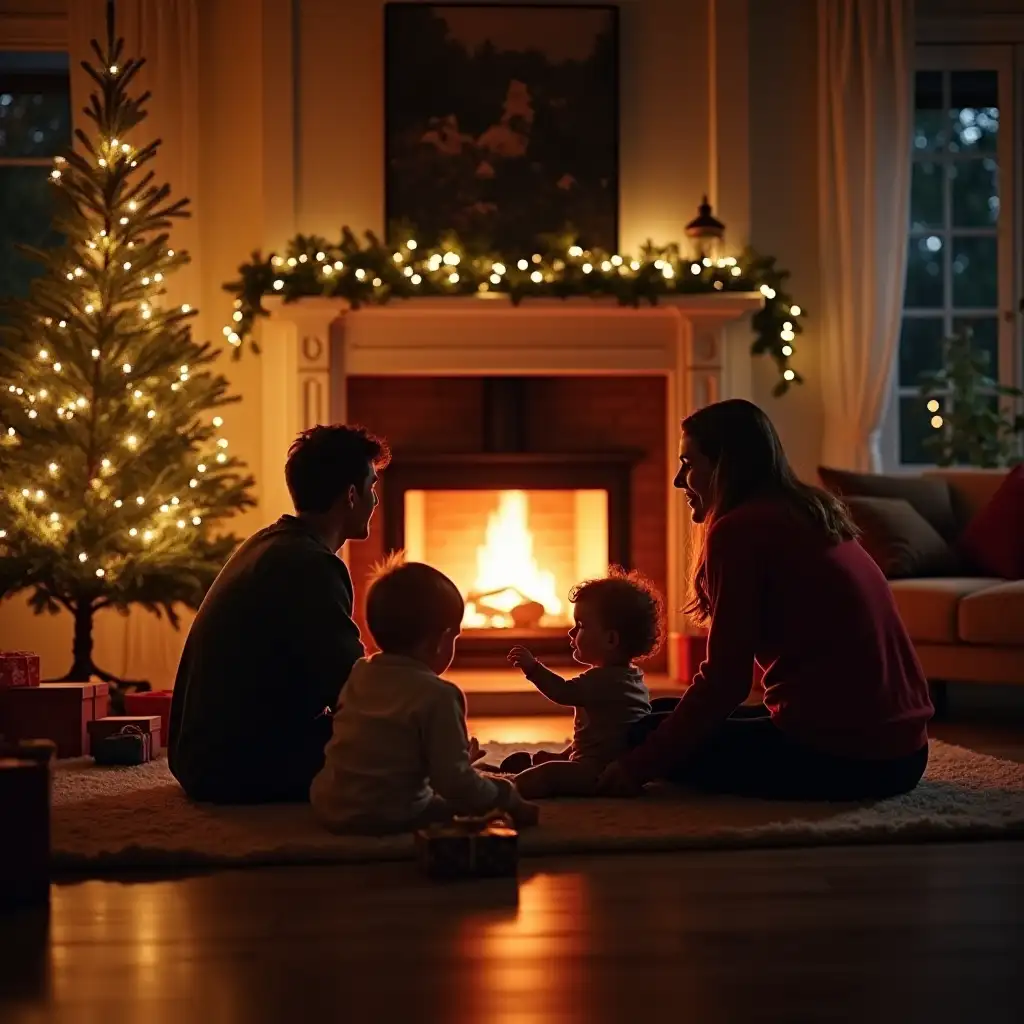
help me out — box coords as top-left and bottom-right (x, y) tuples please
(498, 751), (533, 774)
(531, 750), (562, 765)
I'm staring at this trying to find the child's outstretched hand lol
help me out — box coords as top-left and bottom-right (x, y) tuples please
(467, 736), (487, 764)
(507, 645), (537, 672)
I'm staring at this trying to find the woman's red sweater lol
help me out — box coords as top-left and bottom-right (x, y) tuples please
(620, 498), (934, 784)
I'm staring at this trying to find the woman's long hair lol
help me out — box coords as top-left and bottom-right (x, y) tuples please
(682, 399), (857, 625)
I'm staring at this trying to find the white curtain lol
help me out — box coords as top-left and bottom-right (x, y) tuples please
(71, 0), (202, 686)
(817, 0), (914, 471)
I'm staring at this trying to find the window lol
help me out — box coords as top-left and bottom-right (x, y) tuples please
(0, 51), (71, 304)
(892, 47), (1019, 465)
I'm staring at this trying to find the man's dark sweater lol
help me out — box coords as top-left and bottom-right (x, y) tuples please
(169, 515), (364, 803)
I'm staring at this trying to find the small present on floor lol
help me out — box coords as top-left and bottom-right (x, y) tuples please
(91, 724), (155, 766)
(415, 813), (519, 880)
(88, 715), (162, 757)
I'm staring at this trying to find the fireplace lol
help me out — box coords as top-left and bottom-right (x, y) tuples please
(381, 378), (639, 666)
(260, 292), (763, 679)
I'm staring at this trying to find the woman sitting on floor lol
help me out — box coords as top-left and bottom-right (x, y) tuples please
(599, 398), (934, 802)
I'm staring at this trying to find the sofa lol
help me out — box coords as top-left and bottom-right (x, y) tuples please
(818, 467), (1024, 689)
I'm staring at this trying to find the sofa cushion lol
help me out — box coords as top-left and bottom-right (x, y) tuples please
(958, 580), (1024, 646)
(888, 578), (1003, 644)
(923, 468), (1008, 531)
(959, 465), (1024, 579)
(843, 496), (960, 578)
(817, 466), (958, 541)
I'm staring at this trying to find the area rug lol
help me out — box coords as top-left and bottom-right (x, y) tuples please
(50, 740), (1024, 870)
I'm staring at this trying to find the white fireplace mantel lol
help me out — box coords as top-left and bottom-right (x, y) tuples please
(256, 293), (762, 677)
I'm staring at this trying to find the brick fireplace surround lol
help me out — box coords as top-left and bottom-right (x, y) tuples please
(258, 294), (761, 680)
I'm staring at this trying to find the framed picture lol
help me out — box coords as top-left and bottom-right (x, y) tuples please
(384, 3), (619, 254)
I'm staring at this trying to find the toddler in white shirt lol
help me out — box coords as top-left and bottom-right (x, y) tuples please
(310, 555), (540, 834)
(505, 568), (664, 799)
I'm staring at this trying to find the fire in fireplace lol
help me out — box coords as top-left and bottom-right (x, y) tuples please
(381, 379), (639, 666)
(403, 487), (608, 630)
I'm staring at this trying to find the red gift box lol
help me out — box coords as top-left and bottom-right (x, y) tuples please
(123, 690), (174, 745)
(88, 715), (162, 756)
(0, 682), (107, 758)
(0, 651), (41, 689)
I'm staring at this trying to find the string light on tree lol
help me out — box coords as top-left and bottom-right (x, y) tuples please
(0, 15), (255, 684)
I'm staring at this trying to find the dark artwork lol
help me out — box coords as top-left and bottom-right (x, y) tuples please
(384, 4), (619, 253)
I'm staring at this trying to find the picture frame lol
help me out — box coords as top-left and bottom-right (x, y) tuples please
(384, 3), (620, 254)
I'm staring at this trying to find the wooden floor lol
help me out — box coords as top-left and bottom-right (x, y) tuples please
(1, 715), (1023, 1024)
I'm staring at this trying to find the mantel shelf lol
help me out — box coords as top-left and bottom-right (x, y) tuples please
(262, 292), (764, 321)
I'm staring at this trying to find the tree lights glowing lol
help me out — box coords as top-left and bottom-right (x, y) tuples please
(0, 28), (255, 682)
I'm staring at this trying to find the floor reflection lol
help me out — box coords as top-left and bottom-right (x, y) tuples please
(452, 869), (592, 1023)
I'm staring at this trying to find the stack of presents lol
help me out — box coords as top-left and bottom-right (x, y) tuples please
(0, 650), (179, 910)
(0, 650), (173, 765)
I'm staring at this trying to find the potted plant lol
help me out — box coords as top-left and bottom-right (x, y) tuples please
(918, 329), (1024, 468)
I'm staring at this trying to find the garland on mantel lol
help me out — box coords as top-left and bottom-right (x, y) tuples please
(221, 229), (806, 396)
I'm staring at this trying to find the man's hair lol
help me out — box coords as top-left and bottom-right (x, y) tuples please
(569, 567), (665, 662)
(285, 424), (390, 514)
(365, 552), (465, 654)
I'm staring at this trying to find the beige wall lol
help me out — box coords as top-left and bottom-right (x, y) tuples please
(747, 0), (824, 481)
(0, 0), (827, 682)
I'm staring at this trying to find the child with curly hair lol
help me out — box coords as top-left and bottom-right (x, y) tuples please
(504, 568), (664, 799)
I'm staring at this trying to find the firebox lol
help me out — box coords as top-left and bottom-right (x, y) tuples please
(381, 379), (640, 667)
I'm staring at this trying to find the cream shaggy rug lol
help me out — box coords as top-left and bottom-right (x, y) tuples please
(50, 740), (1024, 870)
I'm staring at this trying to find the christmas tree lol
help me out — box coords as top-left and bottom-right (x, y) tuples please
(0, 24), (255, 682)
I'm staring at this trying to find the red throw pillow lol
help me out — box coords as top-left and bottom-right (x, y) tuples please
(959, 465), (1024, 579)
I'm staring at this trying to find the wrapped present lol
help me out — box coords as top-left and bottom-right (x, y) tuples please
(0, 755), (51, 911)
(123, 690), (174, 745)
(0, 651), (41, 689)
(93, 725), (152, 766)
(88, 715), (162, 756)
(415, 813), (518, 880)
(0, 682), (107, 758)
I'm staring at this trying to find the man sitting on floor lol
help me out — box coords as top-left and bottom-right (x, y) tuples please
(169, 424), (389, 804)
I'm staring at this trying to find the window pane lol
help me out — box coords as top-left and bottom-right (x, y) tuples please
(0, 51), (71, 158)
(951, 235), (998, 308)
(910, 161), (944, 229)
(0, 166), (62, 302)
(913, 71), (945, 152)
(904, 235), (945, 308)
(951, 158), (998, 227)
(949, 71), (998, 154)
(952, 315), (1000, 381)
(898, 316), (945, 386)
(899, 396), (936, 464)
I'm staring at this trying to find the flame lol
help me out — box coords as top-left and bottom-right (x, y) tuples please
(463, 490), (562, 628)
